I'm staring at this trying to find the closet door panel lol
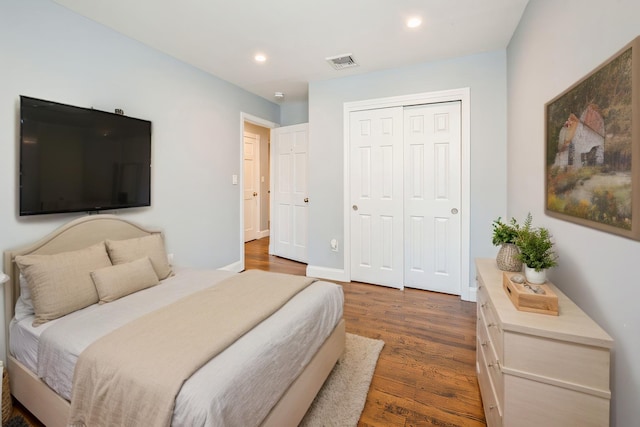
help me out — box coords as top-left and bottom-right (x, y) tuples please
(404, 102), (461, 294)
(349, 108), (404, 289)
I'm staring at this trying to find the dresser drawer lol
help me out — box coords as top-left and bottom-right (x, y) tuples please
(477, 282), (503, 357)
(477, 338), (503, 427)
(503, 374), (610, 427)
(503, 331), (610, 393)
(478, 310), (504, 405)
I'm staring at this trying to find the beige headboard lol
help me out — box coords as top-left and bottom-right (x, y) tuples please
(3, 215), (163, 357)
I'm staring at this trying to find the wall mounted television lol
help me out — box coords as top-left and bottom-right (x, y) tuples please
(19, 96), (152, 216)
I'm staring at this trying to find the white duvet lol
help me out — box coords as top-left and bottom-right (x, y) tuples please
(9, 268), (344, 426)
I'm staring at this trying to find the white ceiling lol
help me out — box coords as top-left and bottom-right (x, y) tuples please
(52, 0), (529, 103)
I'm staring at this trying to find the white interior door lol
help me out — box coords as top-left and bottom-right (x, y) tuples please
(404, 102), (461, 294)
(243, 132), (260, 242)
(270, 123), (309, 262)
(349, 107), (404, 289)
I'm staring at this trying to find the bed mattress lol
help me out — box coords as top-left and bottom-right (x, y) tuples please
(9, 267), (344, 426)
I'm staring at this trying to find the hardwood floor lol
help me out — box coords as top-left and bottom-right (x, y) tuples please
(14, 238), (485, 427)
(246, 237), (486, 427)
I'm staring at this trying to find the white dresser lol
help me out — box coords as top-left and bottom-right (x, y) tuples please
(475, 259), (613, 427)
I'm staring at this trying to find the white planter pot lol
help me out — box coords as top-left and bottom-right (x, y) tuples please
(524, 266), (547, 284)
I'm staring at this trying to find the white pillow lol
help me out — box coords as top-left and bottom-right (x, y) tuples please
(14, 274), (34, 322)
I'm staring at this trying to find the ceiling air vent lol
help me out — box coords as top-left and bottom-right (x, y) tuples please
(326, 53), (358, 70)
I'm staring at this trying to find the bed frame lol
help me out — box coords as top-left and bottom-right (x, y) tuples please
(3, 214), (345, 427)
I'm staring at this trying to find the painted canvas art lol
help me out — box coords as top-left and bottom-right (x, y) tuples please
(545, 36), (640, 240)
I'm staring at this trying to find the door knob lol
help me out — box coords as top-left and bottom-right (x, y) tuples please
(352, 205), (358, 211)
(253, 192), (258, 197)
(451, 208), (459, 214)
(304, 198), (309, 203)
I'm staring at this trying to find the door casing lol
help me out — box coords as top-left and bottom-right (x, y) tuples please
(343, 88), (471, 301)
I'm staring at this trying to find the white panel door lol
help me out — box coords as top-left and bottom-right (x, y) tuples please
(243, 132), (259, 242)
(349, 107), (404, 288)
(270, 123), (309, 262)
(404, 102), (461, 294)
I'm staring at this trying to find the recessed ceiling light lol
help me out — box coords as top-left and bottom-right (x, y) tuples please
(407, 17), (422, 28)
(254, 54), (267, 63)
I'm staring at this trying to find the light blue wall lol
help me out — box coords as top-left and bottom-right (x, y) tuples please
(307, 51), (508, 290)
(507, 1), (640, 425)
(279, 100), (309, 126)
(0, 1), (278, 268)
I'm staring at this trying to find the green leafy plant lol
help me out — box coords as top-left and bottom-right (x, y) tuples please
(515, 213), (559, 271)
(491, 217), (520, 246)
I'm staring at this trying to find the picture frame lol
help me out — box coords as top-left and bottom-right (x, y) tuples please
(545, 36), (640, 240)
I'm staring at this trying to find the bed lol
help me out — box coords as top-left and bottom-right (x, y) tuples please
(2, 215), (345, 427)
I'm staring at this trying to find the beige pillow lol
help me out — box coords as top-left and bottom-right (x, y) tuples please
(91, 257), (159, 304)
(15, 243), (111, 326)
(106, 234), (172, 279)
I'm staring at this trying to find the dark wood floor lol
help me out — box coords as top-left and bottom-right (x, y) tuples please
(246, 237), (485, 427)
(15, 238), (485, 426)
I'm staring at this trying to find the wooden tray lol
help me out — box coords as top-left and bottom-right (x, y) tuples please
(502, 272), (559, 316)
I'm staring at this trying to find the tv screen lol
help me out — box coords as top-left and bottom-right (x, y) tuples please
(19, 96), (151, 216)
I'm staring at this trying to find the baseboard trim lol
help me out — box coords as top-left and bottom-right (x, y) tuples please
(219, 260), (243, 273)
(306, 265), (348, 282)
(465, 285), (477, 302)
(257, 230), (270, 239)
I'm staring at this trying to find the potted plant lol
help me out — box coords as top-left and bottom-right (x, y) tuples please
(515, 213), (558, 284)
(491, 217), (522, 272)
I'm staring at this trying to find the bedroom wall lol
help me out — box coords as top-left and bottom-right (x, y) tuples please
(507, 1), (640, 425)
(307, 51), (508, 293)
(279, 100), (309, 126)
(0, 0), (279, 355)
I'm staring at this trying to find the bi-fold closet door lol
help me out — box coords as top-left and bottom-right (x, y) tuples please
(349, 101), (461, 294)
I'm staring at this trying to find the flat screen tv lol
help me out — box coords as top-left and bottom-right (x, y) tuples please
(19, 96), (152, 216)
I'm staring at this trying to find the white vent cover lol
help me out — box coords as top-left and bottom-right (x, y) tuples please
(326, 53), (358, 70)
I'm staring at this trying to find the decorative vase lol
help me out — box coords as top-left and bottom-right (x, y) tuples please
(524, 266), (547, 284)
(496, 243), (522, 272)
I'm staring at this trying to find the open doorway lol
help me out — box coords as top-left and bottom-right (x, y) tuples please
(240, 113), (277, 270)
(243, 123), (271, 242)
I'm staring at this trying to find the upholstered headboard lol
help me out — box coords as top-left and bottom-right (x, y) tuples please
(2, 215), (163, 358)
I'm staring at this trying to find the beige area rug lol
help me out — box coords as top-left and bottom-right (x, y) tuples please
(300, 333), (384, 427)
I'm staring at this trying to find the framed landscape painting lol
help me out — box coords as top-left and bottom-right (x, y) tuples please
(545, 36), (640, 240)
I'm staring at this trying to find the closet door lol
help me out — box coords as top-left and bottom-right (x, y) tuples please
(404, 102), (461, 294)
(349, 107), (404, 289)
(348, 102), (462, 295)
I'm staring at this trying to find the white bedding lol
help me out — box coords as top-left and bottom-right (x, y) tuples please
(9, 267), (344, 426)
